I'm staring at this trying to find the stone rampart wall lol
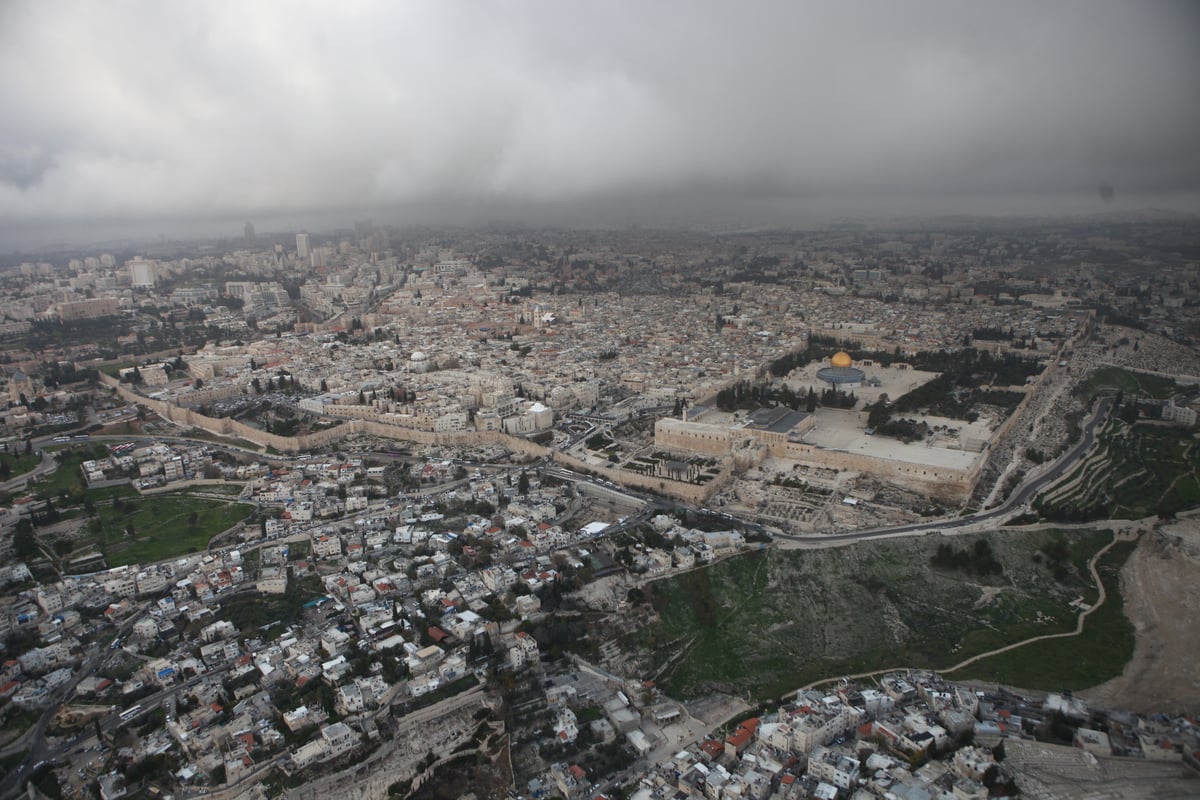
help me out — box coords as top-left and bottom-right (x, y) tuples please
(101, 375), (710, 503)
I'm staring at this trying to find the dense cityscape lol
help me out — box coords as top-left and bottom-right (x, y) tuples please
(1, 217), (1199, 800)
(3, 2), (1199, 799)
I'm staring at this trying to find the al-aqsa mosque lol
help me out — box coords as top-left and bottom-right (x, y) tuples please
(654, 347), (997, 505)
(816, 351), (866, 388)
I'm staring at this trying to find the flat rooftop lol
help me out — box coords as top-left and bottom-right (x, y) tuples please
(745, 406), (811, 434)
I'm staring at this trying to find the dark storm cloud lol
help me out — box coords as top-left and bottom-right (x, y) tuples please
(0, 0), (1197, 229)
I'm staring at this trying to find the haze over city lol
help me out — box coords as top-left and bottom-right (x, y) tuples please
(2, 0), (1200, 249)
(5, 4), (1200, 800)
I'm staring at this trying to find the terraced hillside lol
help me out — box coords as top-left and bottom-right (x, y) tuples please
(1035, 418), (1200, 521)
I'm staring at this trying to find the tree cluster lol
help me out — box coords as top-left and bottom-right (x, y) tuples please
(714, 380), (843, 412)
(930, 539), (1004, 577)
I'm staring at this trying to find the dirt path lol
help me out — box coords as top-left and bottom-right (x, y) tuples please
(942, 530), (1132, 675)
(794, 530), (1129, 693)
(1081, 518), (1200, 715)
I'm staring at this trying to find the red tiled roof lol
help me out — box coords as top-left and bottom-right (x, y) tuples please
(726, 717), (760, 749)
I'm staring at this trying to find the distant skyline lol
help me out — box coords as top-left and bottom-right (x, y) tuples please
(2, 0), (1198, 249)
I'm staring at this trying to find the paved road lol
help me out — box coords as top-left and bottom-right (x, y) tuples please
(0, 449), (58, 494)
(770, 395), (1114, 546)
(0, 397), (1113, 798)
(0, 605), (153, 799)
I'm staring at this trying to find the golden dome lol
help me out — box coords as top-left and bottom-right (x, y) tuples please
(831, 351), (853, 368)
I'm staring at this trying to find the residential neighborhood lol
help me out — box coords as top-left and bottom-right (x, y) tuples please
(1, 219), (1199, 800)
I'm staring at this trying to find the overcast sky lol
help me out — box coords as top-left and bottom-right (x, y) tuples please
(1, 0), (1198, 244)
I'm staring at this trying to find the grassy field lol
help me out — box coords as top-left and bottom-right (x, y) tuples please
(181, 429), (263, 452)
(175, 483), (246, 498)
(287, 538), (311, 561)
(0, 449), (40, 480)
(219, 573), (323, 636)
(1036, 419), (1200, 521)
(96, 493), (254, 566)
(632, 529), (1116, 702)
(950, 538), (1136, 689)
(32, 444), (120, 499)
(1079, 366), (1179, 400)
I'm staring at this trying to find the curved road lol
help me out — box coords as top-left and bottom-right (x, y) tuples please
(770, 396), (1114, 546)
(0, 398), (1114, 798)
(0, 606), (151, 799)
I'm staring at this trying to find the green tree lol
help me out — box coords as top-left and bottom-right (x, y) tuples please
(867, 394), (891, 429)
(14, 522), (38, 560)
(517, 470), (530, 495)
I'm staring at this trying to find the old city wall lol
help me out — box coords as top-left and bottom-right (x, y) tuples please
(779, 441), (974, 503)
(102, 375), (525, 454)
(654, 418), (733, 456)
(655, 415), (978, 503)
(976, 310), (1098, 483)
(101, 376), (710, 503)
(101, 375), (346, 453)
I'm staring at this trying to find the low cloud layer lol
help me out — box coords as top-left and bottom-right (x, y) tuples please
(1, 0), (1198, 235)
